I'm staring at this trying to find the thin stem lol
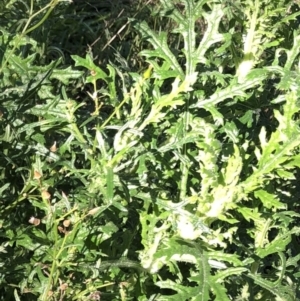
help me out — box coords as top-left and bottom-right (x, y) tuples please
(179, 111), (190, 201)
(0, 0), (58, 74)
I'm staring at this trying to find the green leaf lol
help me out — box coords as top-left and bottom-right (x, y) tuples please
(133, 21), (184, 79)
(210, 280), (231, 301)
(256, 233), (291, 258)
(254, 190), (286, 210)
(247, 273), (295, 301)
(106, 166), (114, 203)
(192, 69), (268, 108)
(72, 54), (108, 83)
(195, 4), (225, 65)
(50, 66), (82, 85)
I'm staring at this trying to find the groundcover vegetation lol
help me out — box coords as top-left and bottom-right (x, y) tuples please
(1, 0), (300, 300)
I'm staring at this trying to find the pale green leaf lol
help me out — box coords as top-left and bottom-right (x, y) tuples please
(254, 190), (286, 210)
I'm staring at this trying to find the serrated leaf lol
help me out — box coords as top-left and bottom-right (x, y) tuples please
(237, 207), (262, 222)
(50, 66), (82, 85)
(247, 273), (295, 301)
(212, 267), (247, 284)
(208, 251), (243, 267)
(284, 34), (300, 71)
(193, 69), (268, 108)
(7, 53), (36, 75)
(72, 54), (108, 83)
(254, 190), (285, 210)
(210, 280), (231, 301)
(196, 4), (224, 65)
(223, 121), (239, 143)
(256, 232), (291, 258)
(134, 21), (184, 78)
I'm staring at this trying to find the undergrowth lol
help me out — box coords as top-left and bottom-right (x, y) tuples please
(1, 0), (300, 300)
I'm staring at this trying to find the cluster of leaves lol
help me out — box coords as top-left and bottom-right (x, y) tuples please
(1, 0), (300, 300)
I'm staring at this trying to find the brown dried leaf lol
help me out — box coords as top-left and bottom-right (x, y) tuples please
(42, 190), (51, 200)
(88, 207), (100, 216)
(58, 226), (65, 233)
(59, 283), (68, 291)
(63, 219), (71, 228)
(28, 217), (41, 226)
(33, 170), (42, 180)
(50, 141), (57, 152)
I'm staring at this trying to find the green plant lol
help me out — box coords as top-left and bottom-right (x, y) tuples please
(1, 0), (300, 300)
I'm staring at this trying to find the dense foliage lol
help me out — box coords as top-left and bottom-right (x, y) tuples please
(1, 0), (300, 300)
